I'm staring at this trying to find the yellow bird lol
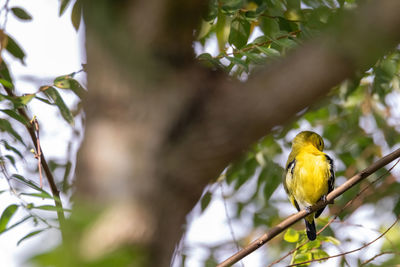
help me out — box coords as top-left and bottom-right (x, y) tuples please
(283, 131), (334, 240)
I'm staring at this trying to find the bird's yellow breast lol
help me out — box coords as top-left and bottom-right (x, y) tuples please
(290, 146), (330, 208)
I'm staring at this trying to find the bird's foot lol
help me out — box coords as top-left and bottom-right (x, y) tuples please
(321, 194), (334, 205)
(305, 206), (312, 214)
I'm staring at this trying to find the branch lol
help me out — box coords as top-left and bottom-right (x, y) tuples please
(3, 87), (66, 239)
(267, 158), (400, 267)
(288, 215), (400, 266)
(217, 147), (400, 267)
(360, 251), (400, 266)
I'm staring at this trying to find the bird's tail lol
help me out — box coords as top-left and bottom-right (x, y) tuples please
(305, 216), (316, 241)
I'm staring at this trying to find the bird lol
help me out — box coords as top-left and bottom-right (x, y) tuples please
(283, 131), (335, 241)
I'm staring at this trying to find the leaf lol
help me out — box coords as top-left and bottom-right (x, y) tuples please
(54, 76), (86, 98)
(5, 155), (16, 169)
(197, 53), (224, 70)
(59, 0), (71, 16)
(17, 229), (45, 246)
(226, 56), (249, 73)
(1, 140), (23, 159)
(11, 7), (33, 21)
(203, 0), (218, 21)
(261, 17), (280, 38)
(0, 109), (29, 125)
(0, 118), (25, 144)
(260, 162), (283, 200)
(201, 191), (212, 212)
(0, 78), (13, 88)
(284, 228), (299, 243)
(31, 205), (71, 213)
(0, 204), (18, 233)
(45, 87), (74, 125)
(71, 0), (82, 31)
(229, 17), (250, 49)
(20, 192), (53, 199)
(5, 35), (25, 64)
(11, 174), (50, 195)
(256, 46), (280, 57)
(322, 235), (340, 245)
(15, 94), (35, 106)
(0, 215), (31, 236)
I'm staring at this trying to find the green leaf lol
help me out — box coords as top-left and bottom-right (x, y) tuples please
(0, 109), (29, 125)
(11, 174), (50, 195)
(45, 87), (74, 125)
(302, 239), (321, 250)
(260, 162), (283, 200)
(226, 56), (249, 72)
(261, 17), (280, 38)
(53, 75), (86, 99)
(0, 204), (18, 233)
(31, 205), (71, 213)
(59, 0), (71, 16)
(322, 235), (340, 245)
(229, 17), (250, 49)
(71, 0), (82, 31)
(0, 118), (25, 144)
(34, 96), (53, 105)
(1, 140), (23, 159)
(20, 192), (53, 199)
(284, 228), (299, 242)
(5, 35), (25, 64)
(5, 155), (16, 168)
(0, 215), (31, 236)
(201, 191), (212, 212)
(204, 0), (218, 21)
(15, 94), (35, 106)
(0, 78), (13, 88)
(17, 229), (45, 246)
(256, 46), (280, 57)
(11, 7), (32, 21)
(198, 53), (224, 70)
(313, 249), (329, 261)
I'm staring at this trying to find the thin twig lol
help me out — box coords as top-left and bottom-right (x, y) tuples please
(267, 158), (400, 267)
(217, 148), (400, 267)
(30, 117), (43, 188)
(288, 215), (400, 266)
(220, 182), (245, 267)
(360, 251), (400, 266)
(3, 87), (66, 240)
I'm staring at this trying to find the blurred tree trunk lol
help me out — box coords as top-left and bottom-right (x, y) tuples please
(74, 0), (400, 266)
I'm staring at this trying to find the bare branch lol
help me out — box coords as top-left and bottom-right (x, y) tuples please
(360, 251), (400, 266)
(217, 148), (400, 267)
(267, 158), (400, 266)
(288, 215), (400, 266)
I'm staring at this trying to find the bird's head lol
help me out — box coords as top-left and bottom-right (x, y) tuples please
(292, 131), (324, 151)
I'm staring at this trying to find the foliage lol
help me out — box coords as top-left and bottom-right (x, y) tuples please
(0, 0), (399, 266)
(185, 0), (400, 266)
(0, 0), (84, 249)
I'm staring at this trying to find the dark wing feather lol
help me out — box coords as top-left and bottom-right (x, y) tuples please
(315, 155), (335, 218)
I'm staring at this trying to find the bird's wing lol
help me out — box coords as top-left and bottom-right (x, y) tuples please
(315, 154), (335, 218)
(284, 159), (300, 211)
(326, 155), (335, 193)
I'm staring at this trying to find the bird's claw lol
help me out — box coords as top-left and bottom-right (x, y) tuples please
(305, 206), (312, 213)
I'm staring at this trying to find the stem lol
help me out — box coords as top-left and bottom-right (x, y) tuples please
(4, 88), (66, 240)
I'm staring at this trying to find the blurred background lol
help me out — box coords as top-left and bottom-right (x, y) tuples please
(0, 0), (399, 267)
